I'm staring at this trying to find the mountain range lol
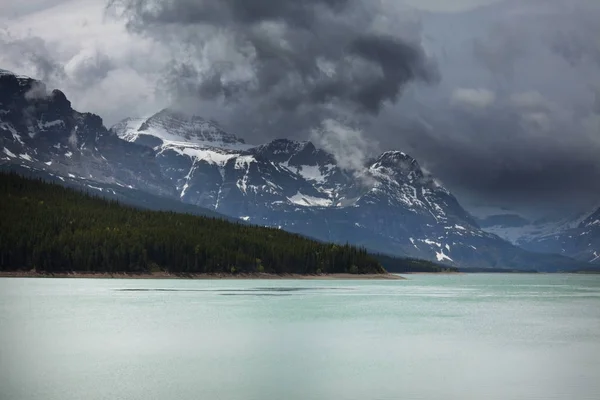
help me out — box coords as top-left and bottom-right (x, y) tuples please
(1, 68), (597, 272)
(478, 209), (600, 265)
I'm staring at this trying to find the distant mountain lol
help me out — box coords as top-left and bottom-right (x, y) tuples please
(474, 206), (600, 265)
(518, 207), (600, 264)
(479, 211), (589, 244)
(0, 68), (591, 271)
(477, 214), (530, 229)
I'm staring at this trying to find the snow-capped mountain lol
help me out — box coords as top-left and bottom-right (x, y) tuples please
(517, 207), (600, 264)
(477, 211), (590, 245)
(473, 205), (600, 265)
(111, 109), (250, 150)
(0, 68), (592, 271)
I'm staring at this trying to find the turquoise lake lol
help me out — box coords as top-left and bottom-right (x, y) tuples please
(1, 274), (600, 400)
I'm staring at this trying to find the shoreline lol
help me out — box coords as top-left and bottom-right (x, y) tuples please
(401, 271), (464, 275)
(0, 271), (405, 280)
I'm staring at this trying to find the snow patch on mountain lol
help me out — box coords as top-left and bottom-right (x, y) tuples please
(436, 249), (453, 262)
(111, 117), (146, 142)
(284, 163), (333, 184)
(162, 146), (238, 167)
(288, 192), (333, 207)
(3, 148), (16, 158)
(19, 153), (33, 162)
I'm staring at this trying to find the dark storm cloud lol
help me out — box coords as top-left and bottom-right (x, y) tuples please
(545, 0), (600, 67)
(472, 23), (527, 79)
(108, 0), (437, 119)
(550, 25), (600, 68)
(379, 94), (600, 214)
(354, 0), (600, 216)
(346, 34), (438, 113)
(592, 86), (600, 113)
(111, 0), (350, 27)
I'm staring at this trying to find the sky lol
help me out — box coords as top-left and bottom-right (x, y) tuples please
(1, 0), (599, 218)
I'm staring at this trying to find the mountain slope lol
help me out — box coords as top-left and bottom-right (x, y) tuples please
(0, 163), (238, 222)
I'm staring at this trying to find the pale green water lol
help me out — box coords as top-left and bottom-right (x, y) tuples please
(1, 274), (600, 400)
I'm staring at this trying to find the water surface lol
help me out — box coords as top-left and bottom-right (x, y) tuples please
(1, 274), (599, 400)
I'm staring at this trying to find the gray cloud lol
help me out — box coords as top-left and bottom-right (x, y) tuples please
(0, 0), (72, 18)
(64, 49), (116, 88)
(472, 23), (527, 79)
(111, 0), (350, 27)
(387, 103), (600, 215)
(0, 34), (65, 83)
(107, 0), (437, 121)
(592, 85), (600, 113)
(547, 2), (600, 68)
(354, 0), (600, 217)
(451, 88), (496, 109)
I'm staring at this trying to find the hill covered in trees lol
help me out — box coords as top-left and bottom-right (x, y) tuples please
(0, 172), (386, 275)
(373, 254), (458, 273)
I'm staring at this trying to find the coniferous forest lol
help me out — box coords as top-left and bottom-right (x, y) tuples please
(0, 172), (386, 275)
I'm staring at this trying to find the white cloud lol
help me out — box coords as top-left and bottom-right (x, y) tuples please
(0, 0), (167, 126)
(310, 119), (378, 176)
(451, 88), (496, 109)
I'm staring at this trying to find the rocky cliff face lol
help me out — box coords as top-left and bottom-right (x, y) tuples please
(0, 69), (172, 197)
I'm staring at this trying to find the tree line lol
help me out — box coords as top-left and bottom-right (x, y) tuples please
(0, 172), (385, 275)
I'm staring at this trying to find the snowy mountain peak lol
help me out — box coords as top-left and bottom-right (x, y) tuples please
(111, 108), (248, 149)
(372, 151), (417, 170)
(369, 150), (441, 190)
(254, 138), (310, 156)
(253, 138), (335, 168)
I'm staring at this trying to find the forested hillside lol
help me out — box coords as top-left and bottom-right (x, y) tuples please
(373, 254), (458, 273)
(0, 173), (385, 275)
